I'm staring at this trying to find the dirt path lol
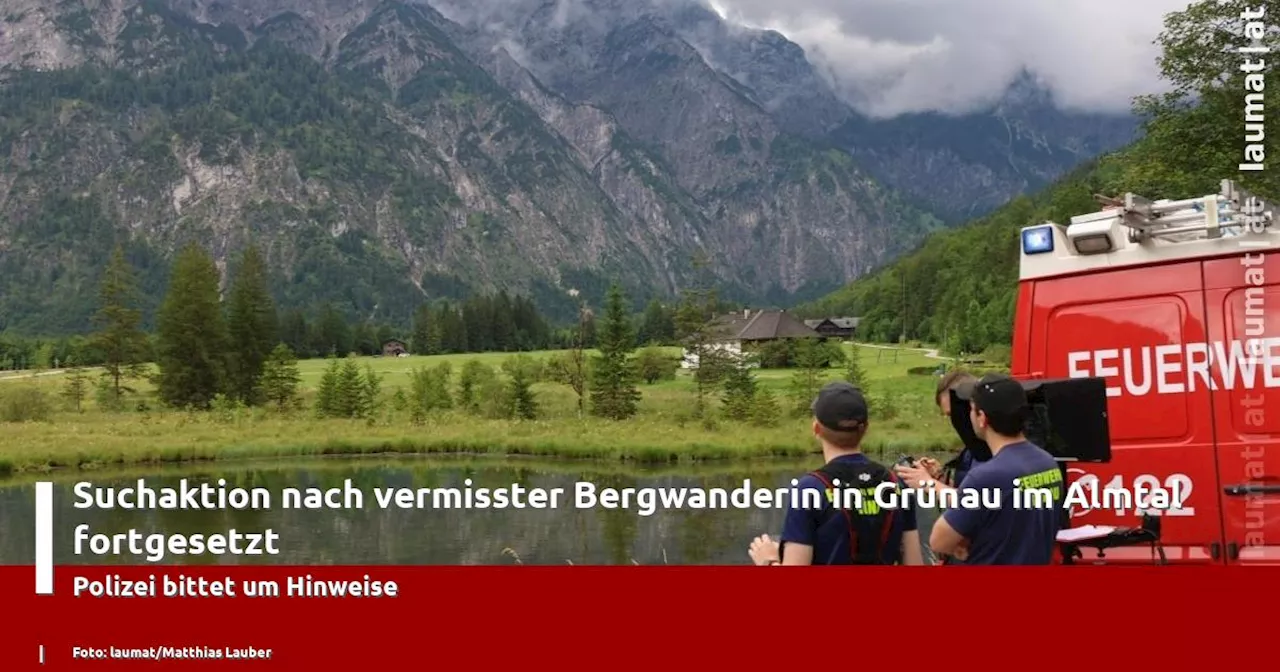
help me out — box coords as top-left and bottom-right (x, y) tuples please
(855, 343), (948, 360)
(0, 369), (68, 382)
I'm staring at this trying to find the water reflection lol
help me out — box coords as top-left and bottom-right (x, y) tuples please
(0, 454), (946, 565)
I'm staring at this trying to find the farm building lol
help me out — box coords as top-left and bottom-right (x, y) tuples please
(803, 317), (860, 340)
(681, 309), (821, 368)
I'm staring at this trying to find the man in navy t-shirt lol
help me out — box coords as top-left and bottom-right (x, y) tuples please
(747, 382), (923, 566)
(925, 374), (1064, 565)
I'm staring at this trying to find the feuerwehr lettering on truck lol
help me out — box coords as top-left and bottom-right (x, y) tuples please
(1067, 338), (1280, 397)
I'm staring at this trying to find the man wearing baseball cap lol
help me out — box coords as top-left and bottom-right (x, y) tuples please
(747, 381), (922, 566)
(921, 373), (1063, 564)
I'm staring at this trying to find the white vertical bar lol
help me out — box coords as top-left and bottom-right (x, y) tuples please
(35, 482), (52, 595)
(39, 645), (45, 664)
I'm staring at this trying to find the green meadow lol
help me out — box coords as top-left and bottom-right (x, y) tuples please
(0, 343), (962, 476)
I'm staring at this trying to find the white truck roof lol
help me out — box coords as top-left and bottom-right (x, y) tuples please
(1019, 179), (1280, 281)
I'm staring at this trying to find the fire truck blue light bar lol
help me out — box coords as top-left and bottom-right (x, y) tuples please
(1021, 226), (1054, 255)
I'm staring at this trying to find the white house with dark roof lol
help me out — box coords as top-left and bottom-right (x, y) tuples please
(681, 309), (821, 368)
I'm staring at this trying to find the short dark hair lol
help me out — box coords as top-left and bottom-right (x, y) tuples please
(816, 423), (867, 450)
(961, 374), (1029, 437)
(936, 370), (976, 406)
(981, 408), (1027, 437)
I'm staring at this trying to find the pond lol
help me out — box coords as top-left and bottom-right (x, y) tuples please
(0, 454), (946, 565)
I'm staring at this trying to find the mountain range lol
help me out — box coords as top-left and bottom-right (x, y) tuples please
(0, 0), (1137, 333)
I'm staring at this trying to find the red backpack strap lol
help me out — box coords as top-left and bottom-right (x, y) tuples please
(808, 470), (860, 562)
(879, 507), (896, 552)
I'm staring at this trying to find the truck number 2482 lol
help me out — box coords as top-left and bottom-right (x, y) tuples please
(1063, 469), (1196, 518)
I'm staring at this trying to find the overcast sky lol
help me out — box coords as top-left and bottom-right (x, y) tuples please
(706, 0), (1195, 116)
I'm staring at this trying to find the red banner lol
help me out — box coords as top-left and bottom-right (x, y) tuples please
(1, 565), (1276, 668)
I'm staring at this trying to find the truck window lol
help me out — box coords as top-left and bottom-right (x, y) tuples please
(1221, 285), (1280, 434)
(1047, 299), (1194, 442)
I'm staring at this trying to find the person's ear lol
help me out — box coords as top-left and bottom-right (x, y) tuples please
(812, 419), (821, 437)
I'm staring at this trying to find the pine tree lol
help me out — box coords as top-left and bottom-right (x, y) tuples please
(225, 246), (278, 405)
(788, 338), (827, 416)
(335, 356), (364, 418)
(155, 243), (230, 409)
(315, 357), (341, 417)
(639, 299), (674, 345)
(675, 285), (721, 415)
(61, 366), (90, 412)
(590, 283), (641, 420)
(492, 291), (516, 351)
(504, 356), (539, 420)
(844, 345), (869, 393)
(89, 246), (150, 402)
(280, 310), (311, 358)
(260, 343), (302, 411)
(315, 305), (351, 356)
(359, 364), (383, 419)
(411, 304), (432, 354)
(721, 363), (757, 421)
(749, 388), (781, 427)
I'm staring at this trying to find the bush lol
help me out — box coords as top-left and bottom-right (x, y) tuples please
(751, 338), (845, 368)
(542, 351), (590, 384)
(477, 376), (513, 419)
(635, 347), (679, 384)
(980, 344), (1012, 366)
(210, 393), (245, 424)
(457, 360), (497, 412)
(869, 391), (900, 420)
(0, 386), (52, 422)
(94, 376), (127, 412)
(407, 362), (454, 423)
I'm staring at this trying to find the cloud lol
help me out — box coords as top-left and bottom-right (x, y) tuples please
(710, 0), (1194, 116)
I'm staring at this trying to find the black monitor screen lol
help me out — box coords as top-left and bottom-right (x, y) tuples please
(947, 376), (1111, 463)
(1023, 377), (1111, 463)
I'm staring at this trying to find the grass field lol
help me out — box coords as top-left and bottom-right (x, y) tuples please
(0, 343), (962, 476)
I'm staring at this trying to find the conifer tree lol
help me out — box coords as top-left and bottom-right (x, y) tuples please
(590, 282), (641, 420)
(315, 357), (341, 417)
(844, 345), (869, 394)
(260, 343), (301, 411)
(89, 246), (149, 402)
(504, 356), (539, 420)
(155, 243), (230, 409)
(411, 304), (432, 354)
(226, 246), (278, 405)
(721, 363), (757, 421)
(61, 366), (90, 412)
(788, 338), (827, 416)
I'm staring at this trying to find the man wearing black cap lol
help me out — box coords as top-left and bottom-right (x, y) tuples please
(747, 381), (922, 566)
(914, 373), (1063, 565)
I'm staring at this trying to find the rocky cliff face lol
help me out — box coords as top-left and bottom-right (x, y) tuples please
(0, 0), (1132, 333)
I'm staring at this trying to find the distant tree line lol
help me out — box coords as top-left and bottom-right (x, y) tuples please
(3, 243), (885, 432)
(0, 270), (694, 374)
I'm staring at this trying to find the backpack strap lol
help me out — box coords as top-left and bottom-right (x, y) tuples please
(811, 460), (898, 564)
(808, 469), (861, 563)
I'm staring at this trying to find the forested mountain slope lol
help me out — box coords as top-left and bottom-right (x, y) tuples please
(0, 0), (1135, 335)
(798, 0), (1280, 355)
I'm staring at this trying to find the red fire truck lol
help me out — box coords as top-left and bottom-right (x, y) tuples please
(1014, 179), (1280, 565)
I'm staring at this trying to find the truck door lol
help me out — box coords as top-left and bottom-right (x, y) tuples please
(1202, 252), (1280, 565)
(1026, 260), (1223, 563)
